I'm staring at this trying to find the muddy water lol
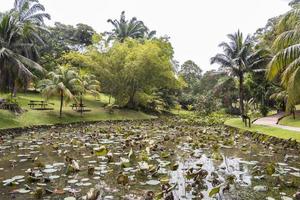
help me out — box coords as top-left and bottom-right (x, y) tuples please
(0, 119), (299, 200)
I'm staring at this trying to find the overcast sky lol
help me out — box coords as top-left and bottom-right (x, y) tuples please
(1, 0), (291, 71)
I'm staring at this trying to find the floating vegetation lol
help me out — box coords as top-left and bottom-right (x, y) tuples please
(0, 118), (299, 199)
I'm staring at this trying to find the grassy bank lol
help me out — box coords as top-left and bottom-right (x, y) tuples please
(0, 93), (154, 129)
(225, 118), (300, 142)
(279, 113), (300, 128)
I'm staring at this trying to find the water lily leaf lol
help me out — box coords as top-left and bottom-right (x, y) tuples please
(120, 157), (131, 168)
(160, 152), (170, 159)
(128, 148), (135, 161)
(226, 175), (236, 184)
(64, 197), (76, 200)
(253, 185), (268, 192)
(138, 161), (149, 171)
(16, 188), (31, 194)
(171, 163), (179, 171)
(209, 185), (220, 197)
(34, 188), (44, 199)
(146, 180), (160, 185)
(160, 176), (169, 185)
(95, 146), (108, 156)
(155, 192), (163, 199)
(67, 179), (78, 184)
(139, 150), (149, 161)
(43, 168), (57, 173)
(212, 152), (223, 160)
(117, 174), (129, 185)
(146, 146), (151, 155)
(265, 163), (275, 175)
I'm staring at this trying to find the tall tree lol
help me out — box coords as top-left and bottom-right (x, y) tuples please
(89, 39), (180, 108)
(37, 22), (96, 71)
(211, 30), (268, 115)
(267, 7), (300, 109)
(179, 60), (202, 93)
(106, 11), (156, 42)
(0, 14), (45, 95)
(0, 0), (50, 94)
(13, 0), (51, 25)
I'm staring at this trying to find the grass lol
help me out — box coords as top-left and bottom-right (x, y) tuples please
(225, 118), (300, 142)
(0, 92), (154, 129)
(279, 113), (300, 128)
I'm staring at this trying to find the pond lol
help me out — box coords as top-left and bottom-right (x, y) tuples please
(0, 118), (299, 200)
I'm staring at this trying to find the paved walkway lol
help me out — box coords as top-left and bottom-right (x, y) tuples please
(254, 112), (300, 132)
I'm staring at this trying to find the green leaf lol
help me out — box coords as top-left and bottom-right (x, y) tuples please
(265, 163), (276, 175)
(209, 185), (221, 197)
(128, 148), (135, 161)
(95, 146), (108, 156)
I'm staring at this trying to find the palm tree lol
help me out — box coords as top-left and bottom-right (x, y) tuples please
(0, 14), (45, 95)
(0, 0), (50, 95)
(106, 11), (155, 42)
(77, 72), (101, 106)
(13, 0), (51, 25)
(11, 0), (51, 59)
(211, 31), (268, 115)
(38, 67), (81, 118)
(267, 7), (300, 109)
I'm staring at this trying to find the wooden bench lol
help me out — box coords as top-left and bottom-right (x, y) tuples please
(72, 103), (91, 116)
(70, 103), (87, 110)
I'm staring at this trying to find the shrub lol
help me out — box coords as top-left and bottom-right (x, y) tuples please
(259, 104), (269, 117)
(195, 94), (218, 116)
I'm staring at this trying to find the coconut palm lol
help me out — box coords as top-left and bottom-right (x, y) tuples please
(13, 0), (51, 25)
(106, 11), (155, 42)
(267, 8), (300, 109)
(38, 67), (81, 118)
(0, 13), (45, 95)
(0, 0), (50, 94)
(211, 30), (269, 115)
(11, 0), (51, 59)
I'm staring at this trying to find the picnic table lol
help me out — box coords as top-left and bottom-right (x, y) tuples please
(28, 100), (54, 110)
(70, 103), (87, 110)
(71, 103), (91, 116)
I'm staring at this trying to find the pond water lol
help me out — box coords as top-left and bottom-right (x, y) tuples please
(0, 118), (299, 200)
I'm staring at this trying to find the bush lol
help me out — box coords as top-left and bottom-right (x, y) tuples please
(195, 94), (218, 116)
(259, 104), (269, 117)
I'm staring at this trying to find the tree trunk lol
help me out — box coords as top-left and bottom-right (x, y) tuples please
(127, 89), (136, 109)
(13, 80), (18, 97)
(239, 75), (244, 115)
(80, 92), (83, 117)
(109, 91), (112, 104)
(59, 90), (64, 118)
(80, 92), (83, 105)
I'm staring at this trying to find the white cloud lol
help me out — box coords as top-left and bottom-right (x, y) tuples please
(0, 0), (290, 71)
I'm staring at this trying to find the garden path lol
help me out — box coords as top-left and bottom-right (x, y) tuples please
(254, 112), (300, 132)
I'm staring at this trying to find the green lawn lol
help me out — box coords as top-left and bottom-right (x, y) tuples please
(225, 118), (300, 142)
(279, 113), (300, 128)
(0, 92), (154, 129)
(277, 105), (300, 128)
